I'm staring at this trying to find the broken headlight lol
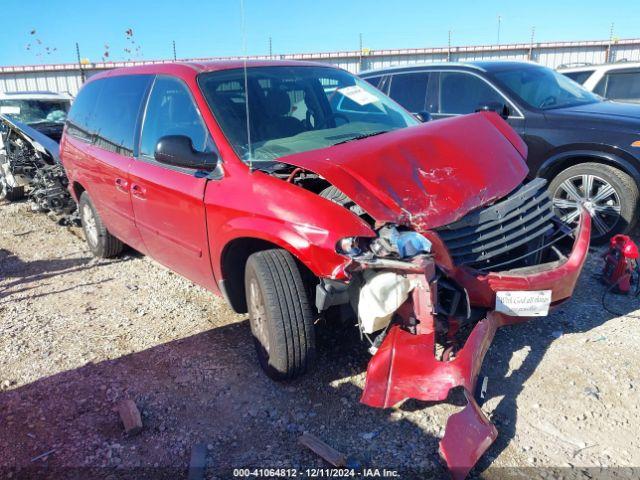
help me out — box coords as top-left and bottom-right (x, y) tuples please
(337, 225), (432, 260)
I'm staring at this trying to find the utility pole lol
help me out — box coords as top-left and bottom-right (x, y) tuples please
(606, 22), (614, 62)
(447, 30), (452, 61)
(359, 33), (363, 72)
(528, 26), (536, 61)
(75, 42), (85, 83)
(269, 36), (273, 57)
(172, 40), (177, 61)
(497, 15), (502, 45)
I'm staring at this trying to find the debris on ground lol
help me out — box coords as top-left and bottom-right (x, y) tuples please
(298, 432), (347, 467)
(117, 399), (143, 435)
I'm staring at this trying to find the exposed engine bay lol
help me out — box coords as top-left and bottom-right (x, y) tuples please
(0, 115), (77, 223)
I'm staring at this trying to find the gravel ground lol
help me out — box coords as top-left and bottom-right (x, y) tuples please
(1, 200), (639, 480)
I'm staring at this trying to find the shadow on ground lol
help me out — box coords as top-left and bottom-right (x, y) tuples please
(0, 314), (447, 479)
(0, 248), (129, 300)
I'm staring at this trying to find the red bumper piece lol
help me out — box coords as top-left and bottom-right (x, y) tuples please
(439, 390), (498, 480)
(361, 313), (502, 408)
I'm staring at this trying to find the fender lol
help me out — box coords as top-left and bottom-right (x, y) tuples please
(538, 147), (640, 184)
(211, 216), (358, 283)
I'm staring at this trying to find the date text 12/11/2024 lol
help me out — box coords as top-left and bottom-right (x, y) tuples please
(232, 468), (401, 477)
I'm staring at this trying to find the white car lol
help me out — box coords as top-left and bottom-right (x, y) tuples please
(0, 91), (73, 210)
(558, 62), (640, 104)
(0, 91), (72, 142)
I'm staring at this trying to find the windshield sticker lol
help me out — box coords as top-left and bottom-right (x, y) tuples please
(0, 106), (21, 115)
(337, 85), (379, 106)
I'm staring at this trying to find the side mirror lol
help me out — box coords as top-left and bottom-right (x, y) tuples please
(475, 102), (510, 119)
(415, 111), (432, 123)
(154, 135), (218, 170)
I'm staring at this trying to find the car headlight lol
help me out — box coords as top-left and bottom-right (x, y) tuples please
(337, 225), (432, 260)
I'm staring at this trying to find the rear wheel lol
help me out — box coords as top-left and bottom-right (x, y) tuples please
(549, 163), (639, 244)
(79, 192), (123, 258)
(244, 249), (316, 380)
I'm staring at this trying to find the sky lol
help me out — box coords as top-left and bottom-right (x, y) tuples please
(0, 0), (638, 67)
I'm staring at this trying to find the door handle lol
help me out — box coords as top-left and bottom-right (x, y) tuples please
(131, 183), (146, 199)
(115, 178), (129, 192)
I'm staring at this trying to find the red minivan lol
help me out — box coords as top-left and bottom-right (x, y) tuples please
(60, 61), (590, 475)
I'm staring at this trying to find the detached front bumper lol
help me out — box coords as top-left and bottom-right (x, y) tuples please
(360, 212), (591, 479)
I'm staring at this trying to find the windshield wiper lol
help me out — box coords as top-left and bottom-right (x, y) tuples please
(332, 130), (389, 146)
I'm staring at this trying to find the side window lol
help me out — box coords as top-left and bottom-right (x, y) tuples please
(66, 80), (103, 141)
(91, 75), (152, 156)
(593, 76), (607, 96)
(388, 72), (430, 112)
(140, 76), (209, 159)
(439, 72), (505, 115)
(364, 76), (383, 89)
(601, 70), (640, 101)
(562, 70), (594, 85)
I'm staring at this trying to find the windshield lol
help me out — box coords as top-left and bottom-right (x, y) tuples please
(0, 99), (70, 124)
(198, 66), (417, 163)
(492, 66), (600, 110)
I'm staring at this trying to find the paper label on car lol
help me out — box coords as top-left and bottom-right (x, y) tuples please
(495, 290), (552, 316)
(0, 106), (21, 115)
(338, 85), (379, 106)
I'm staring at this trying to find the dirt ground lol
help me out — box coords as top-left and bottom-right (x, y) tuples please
(1, 199), (640, 480)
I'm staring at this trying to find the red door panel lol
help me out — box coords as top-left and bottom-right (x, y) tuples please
(65, 137), (146, 252)
(128, 161), (215, 290)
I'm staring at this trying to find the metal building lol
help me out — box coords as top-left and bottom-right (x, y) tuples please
(1, 38), (639, 96)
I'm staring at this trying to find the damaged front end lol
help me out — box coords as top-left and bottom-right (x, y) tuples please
(321, 191), (590, 478)
(0, 115), (77, 222)
(268, 113), (591, 477)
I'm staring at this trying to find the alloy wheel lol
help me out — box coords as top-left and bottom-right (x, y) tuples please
(552, 174), (621, 239)
(248, 279), (270, 352)
(81, 203), (99, 247)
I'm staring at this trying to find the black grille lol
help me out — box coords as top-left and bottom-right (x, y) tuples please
(436, 178), (556, 271)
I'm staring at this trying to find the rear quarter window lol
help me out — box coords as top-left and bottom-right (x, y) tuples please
(363, 75), (383, 88)
(66, 80), (103, 141)
(561, 70), (595, 85)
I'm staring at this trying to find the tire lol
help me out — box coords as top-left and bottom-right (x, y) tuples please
(244, 249), (316, 380)
(78, 192), (123, 258)
(548, 162), (639, 244)
(0, 172), (25, 202)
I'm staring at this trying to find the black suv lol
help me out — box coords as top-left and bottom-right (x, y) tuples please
(361, 61), (640, 242)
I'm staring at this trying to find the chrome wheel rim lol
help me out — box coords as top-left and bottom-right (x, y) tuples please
(82, 203), (99, 247)
(552, 174), (621, 239)
(248, 279), (269, 352)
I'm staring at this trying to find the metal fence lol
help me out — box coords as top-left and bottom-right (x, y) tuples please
(1, 38), (639, 96)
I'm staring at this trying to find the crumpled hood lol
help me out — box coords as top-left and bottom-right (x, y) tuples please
(279, 112), (529, 230)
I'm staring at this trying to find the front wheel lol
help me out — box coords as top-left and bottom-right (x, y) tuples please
(244, 249), (316, 380)
(549, 163), (639, 244)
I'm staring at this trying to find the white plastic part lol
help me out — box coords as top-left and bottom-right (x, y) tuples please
(358, 270), (418, 334)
